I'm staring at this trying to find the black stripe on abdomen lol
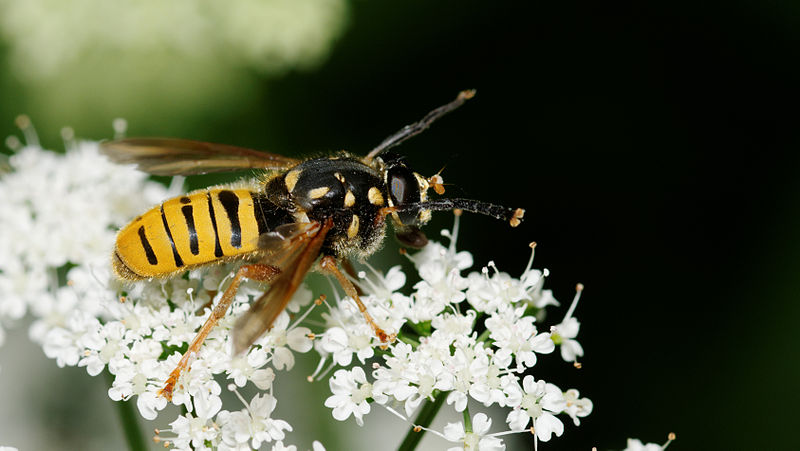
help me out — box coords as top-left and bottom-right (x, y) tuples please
(207, 191), (224, 258)
(181, 204), (199, 255)
(160, 204), (184, 268)
(137, 226), (158, 265)
(218, 190), (242, 248)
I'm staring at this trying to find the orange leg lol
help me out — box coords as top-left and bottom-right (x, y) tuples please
(159, 264), (280, 401)
(340, 258), (365, 297)
(320, 256), (396, 344)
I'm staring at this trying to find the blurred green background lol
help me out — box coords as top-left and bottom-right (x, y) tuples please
(1, 1), (798, 450)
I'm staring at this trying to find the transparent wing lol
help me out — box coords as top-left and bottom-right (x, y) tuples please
(232, 218), (333, 354)
(100, 138), (300, 175)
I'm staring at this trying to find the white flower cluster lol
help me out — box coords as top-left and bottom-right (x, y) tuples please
(0, 132), (594, 450)
(0, 126), (168, 350)
(319, 226), (593, 449)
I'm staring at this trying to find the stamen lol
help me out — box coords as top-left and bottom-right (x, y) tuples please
(167, 175), (186, 197)
(227, 383), (252, 414)
(87, 263), (111, 291)
(217, 270), (235, 293)
(15, 114), (39, 147)
(4, 135), (22, 151)
(153, 428), (178, 446)
(489, 429), (524, 437)
(112, 118), (128, 139)
(60, 127), (76, 152)
(379, 402), (450, 441)
(523, 242), (537, 275)
(382, 405), (410, 422)
(307, 355), (328, 382)
(325, 276), (343, 303)
(289, 295), (322, 329)
(363, 261), (388, 285)
(315, 360), (337, 381)
(563, 283), (584, 322)
(663, 432), (677, 449)
(447, 211), (462, 254)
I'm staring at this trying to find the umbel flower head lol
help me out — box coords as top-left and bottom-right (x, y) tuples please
(0, 125), (594, 450)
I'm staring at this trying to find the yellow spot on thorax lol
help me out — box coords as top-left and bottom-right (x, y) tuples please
(284, 169), (301, 192)
(347, 214), (360, 238)
(367, 187), (384, 205)
(344, 190), (356, 207)
(309, 186), (330, 199)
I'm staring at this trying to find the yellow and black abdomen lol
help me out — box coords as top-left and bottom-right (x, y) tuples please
(113, 188), (269, 280)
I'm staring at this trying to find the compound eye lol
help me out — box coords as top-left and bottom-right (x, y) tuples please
(388, 166), (420, 225)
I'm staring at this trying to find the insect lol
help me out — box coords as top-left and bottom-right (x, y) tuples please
(101, 90), (525, 400)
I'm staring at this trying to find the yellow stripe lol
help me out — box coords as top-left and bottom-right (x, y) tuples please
(209, 189), (260, 256)
(114, 188), (262, 278)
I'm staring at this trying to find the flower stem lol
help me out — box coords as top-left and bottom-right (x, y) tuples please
(463, 406), (473, 433)
(397, 334), (420, 347)
(397, 390), (447, 451)
(104, 370), (148, 451)
(476, 327), (492, 343)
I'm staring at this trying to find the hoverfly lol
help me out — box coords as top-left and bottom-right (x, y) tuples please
(101, 90), (524, 400)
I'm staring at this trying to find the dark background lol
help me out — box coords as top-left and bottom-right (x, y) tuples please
(2, 1), (798, 449)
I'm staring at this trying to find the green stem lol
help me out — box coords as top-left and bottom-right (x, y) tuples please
(463, 406), (473, 433)
(397, 390), (447, 451)
(405, 320), (428, 337)
(104, 370), (148, 451)
(397, 334), (420, 347)
(476, 327), (492, 343)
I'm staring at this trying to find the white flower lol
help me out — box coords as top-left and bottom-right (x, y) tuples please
(443, 412), (505, 451)
(260, 312), (313, 371)
(505, 376), (566, 442)
(467, 360), (507, 408)
(169, 413), (220, 450)
(319, 307), (376, 366)
(324, 367), (374, 426)
(218, 393), (292, 450)
(485, 309), (555, 371)
(551, 285), (585, 363)
(357, 264), (408, 303)
(623, 438), (665, 451)
(226, 347), (275, 390)
(562, 389), (593, 426)
(410, 239), (473, 321)
(552, 317), (584, 362)
(466, 266), (528, 313)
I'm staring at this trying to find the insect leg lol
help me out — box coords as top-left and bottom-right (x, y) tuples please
(159, 263), (280, 401)
(340, 258), (365, 296)
(319, 255), (396, 344)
